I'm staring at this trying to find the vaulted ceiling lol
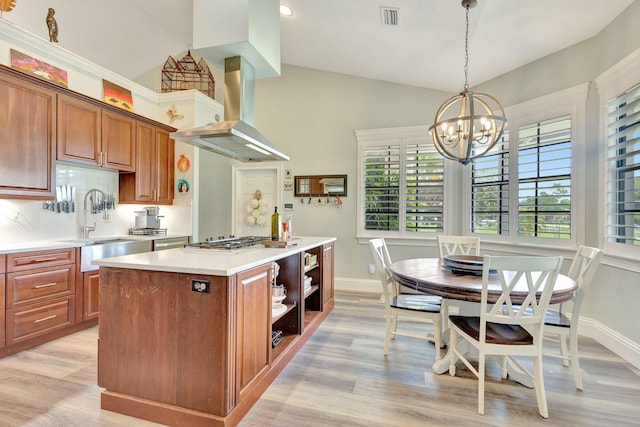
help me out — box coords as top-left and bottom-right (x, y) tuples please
(3, 0), (633, 92)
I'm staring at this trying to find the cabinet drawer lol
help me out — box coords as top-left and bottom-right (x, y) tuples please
(7, 248), (75, 272)
(6, 265), (75, 308)
(6, 297), (75, 345)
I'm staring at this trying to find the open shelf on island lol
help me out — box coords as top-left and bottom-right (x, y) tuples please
(272, 302), (296, 323)
(304, 263), (318, 273)
(303, 284), (319, 299)
(271, 333), (297, 361)
(304, 309), (321, 327)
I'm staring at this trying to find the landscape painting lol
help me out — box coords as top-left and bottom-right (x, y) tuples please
(10, 49), (68, 87)
(102, 79), (134, 112)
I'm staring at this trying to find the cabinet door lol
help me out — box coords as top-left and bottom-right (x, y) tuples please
(57, 94), (101, 166)
(155, 128), (175, 205)
(235, 263), (271, 403)
(133, 122), (156, 202)
(83, 271), (100, 321)
(322, 242), (334, 305)
(101, 110), (135, 171)
(0, 73), (55, 199)
(1, 255), (5, 348)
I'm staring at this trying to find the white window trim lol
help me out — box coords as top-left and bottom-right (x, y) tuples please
(462, 83), (588, 251)
(594, 47), (640, 266)
(355, 125), (456, 245)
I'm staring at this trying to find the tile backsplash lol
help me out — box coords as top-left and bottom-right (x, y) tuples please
(0, 163), (192, 244)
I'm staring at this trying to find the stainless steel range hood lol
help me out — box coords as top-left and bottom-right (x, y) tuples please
(170, 56), (289, 162)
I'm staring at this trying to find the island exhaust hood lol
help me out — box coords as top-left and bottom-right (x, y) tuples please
(170, 56), (289, 162)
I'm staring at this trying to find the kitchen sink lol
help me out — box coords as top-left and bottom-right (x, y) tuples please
(80, 239), (152, 272)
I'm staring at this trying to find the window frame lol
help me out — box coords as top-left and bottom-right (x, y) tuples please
(355, 126), (456, 244)
(594, 49), (640, 264)
(463, 84), (588, 250)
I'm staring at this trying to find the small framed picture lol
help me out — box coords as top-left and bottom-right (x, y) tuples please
(285, 169), (293, 181)
(284, 182), (293, 191)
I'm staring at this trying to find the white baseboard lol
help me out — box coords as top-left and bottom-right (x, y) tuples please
(579, 316), (640, 369)
(335, 276), (640, 369)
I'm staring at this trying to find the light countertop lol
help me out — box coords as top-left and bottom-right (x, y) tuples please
(0, 233), (191, 255)
(92, 236), (336, 276)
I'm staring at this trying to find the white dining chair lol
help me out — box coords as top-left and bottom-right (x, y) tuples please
(437, 235), (481, 263)
(448, 255), (563, 418)
(543, 245), (603, 390)
(369, 238), (443, 359)
(436, 235), (481, 326)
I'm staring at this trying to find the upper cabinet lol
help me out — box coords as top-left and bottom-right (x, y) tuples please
(57, 95), (135, 172)
(119, 124), (175, 205)
(101, 110), (136, 171)
(0, 68), (56, 200)
(57, 94), (101, 166)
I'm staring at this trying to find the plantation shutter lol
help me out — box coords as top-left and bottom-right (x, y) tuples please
(517, 115), (572, 239)
(405, 143), (444, 233)
(363, 144), (400, 231)
(605, 83), (640, 246)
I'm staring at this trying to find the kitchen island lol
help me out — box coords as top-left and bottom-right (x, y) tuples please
(93, 236), (335, 427)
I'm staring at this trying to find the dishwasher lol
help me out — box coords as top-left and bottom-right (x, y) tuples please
(152, 236), (190, 251)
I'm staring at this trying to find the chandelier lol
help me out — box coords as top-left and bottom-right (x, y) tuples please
(429, 0), (506, 165)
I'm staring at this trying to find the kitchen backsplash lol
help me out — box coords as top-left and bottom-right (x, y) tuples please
(0, 164), (192, 244)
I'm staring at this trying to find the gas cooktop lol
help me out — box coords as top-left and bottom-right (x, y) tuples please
(185, 235), (267, 251)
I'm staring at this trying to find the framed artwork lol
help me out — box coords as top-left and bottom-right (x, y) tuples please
(177, 179), (190, 194)
(10, 49), (68, 87)
(102, 79), (134, 112)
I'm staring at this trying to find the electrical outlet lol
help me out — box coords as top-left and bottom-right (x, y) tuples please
(368, 264), (376, 275)
(192, 279), (210, 293)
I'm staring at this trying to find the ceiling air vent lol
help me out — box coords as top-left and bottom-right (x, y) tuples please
(380, 7), (399, 26)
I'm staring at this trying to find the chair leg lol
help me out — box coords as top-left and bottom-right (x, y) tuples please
(384, 313), (393, 356)
(477, 352), (486, 415)
(569, 327), (583, 390)
(391, 314), (398, 338)
(500, 356), (508, 379)
(533, 355), (549, 418)
(560, 333), (570, 367)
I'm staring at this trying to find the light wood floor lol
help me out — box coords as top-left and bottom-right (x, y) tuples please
(1, 292), (638, 426)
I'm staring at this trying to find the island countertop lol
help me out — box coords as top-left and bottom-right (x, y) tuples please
(92, 236), (336, 276)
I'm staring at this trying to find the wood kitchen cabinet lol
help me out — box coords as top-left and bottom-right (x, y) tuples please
(57, 94), (136, 171)
(4, 248), (76, 348)
(119, 123), (175, 205)
(97, 240), (335, 426)
(101, 109), (136, 171)
(322, 242), (334, 305)
(82, 270), (100, 321)
(0, 67), (56, 200)
(1, 255), (5, 348)
(57, 94), (101, 166)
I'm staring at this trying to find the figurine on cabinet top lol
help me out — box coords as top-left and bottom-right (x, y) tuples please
(46, 8), (58, 43)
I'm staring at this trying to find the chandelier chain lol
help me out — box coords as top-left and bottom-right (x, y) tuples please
(464, 4), (470, 91)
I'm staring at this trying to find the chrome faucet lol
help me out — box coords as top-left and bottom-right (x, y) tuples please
(83, 189), (105, 239)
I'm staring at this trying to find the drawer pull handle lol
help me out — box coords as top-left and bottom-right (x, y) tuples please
(35, 282), (58, 289)
(16, 257), (59, 265)
(34, 314), (57, 323)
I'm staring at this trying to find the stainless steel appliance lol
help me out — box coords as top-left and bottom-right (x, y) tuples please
(133, 206), (163, 230)
(153, 236), (190, 251)
(185, 235), (266, 251)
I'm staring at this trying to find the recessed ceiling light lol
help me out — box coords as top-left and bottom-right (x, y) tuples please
(280, 4), (293, 17)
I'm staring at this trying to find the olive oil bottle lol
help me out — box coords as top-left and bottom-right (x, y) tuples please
(271, 207), (281, 241)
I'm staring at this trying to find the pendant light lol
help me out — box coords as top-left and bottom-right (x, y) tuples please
(429, 0), (507, 165)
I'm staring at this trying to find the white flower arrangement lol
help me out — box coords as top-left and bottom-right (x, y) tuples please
(247, 189), (267, 226)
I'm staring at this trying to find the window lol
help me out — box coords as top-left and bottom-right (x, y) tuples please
(356, 127), (445, 239)
(605, 83), (640, 248)
(517, 116), (572, 239)
(470, 131), (510, 235)
(468, 85), (585, 246)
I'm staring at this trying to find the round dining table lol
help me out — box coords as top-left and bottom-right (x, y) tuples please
(389, 258), (577, 305)
(387, 257), (578, 387)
